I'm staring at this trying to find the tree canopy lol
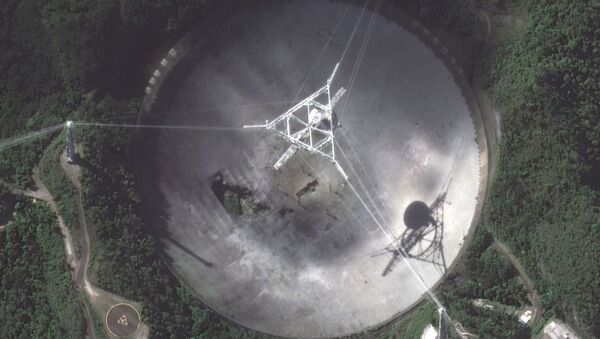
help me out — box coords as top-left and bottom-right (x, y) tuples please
(484, 1), (600, 336)
(1, 0), (599, 337)
(0, 200), (84, 338)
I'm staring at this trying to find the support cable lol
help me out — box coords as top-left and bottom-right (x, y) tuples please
(338, 0), (382, 119)
(335, 137), (395, 233)
(0, 123), (64, 152)
(298, 151), (451, 324)
(72, 122), (246, 131)
(330, 0), (453, 316)
(89, 100), (299, 125)
(345, 177), (445, 308)
(287, 3), (354, 107)
(338, 0), (372, 70)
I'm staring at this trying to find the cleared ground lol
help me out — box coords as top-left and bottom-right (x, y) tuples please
(139, 1), (484, 337)
(106, 303), (140, 337)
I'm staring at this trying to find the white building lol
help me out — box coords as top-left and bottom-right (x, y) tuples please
(421, 324), (439, 339)
(543, 320), (579, 339)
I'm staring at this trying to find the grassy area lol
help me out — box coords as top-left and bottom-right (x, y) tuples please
(374, 301), (438, 339)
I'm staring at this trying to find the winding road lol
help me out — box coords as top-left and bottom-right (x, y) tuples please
(59, 153), (149, 338)
(1, 152), (147, 338)
(493, 239), (543, 324)
(2, 170), (94, 338)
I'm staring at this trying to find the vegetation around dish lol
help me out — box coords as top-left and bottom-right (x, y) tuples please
(0, 0), (598, 338)
(0, 199), (85, 338)
(77, 97), (264, 338)
(483, 2), (600, 337)
(0, 187), (15, 224)
(439, 228), (531, 338)
(372, 301), (438, 339)
(38, 130), (79, 241)
(402, 0), (600, 337)
(212, 174), (270, 217)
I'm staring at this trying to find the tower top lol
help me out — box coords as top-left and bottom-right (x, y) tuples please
(65, 121), (75, 162)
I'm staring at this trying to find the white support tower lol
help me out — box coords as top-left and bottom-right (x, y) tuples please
(65, 121), (75, 162)
(244, 63), (348, 180)
(438, 307), (447, 339)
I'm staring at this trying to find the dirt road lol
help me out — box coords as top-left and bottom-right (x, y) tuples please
(60, 153), (149, 339)
(493, 239), (543, 323)
(60, 155), (94, 296)
(1, 156), (149, 338)
(1, 171), (96, 338)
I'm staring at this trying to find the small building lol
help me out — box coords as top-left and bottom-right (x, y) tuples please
(519, 310), (533, 324)
(542, 320), (579, 339)
(421, 324), (439, 339)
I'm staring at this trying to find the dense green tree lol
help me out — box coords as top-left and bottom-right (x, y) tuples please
(2, 0), (599, 337)
(484, 1), (600, 336)
(0, 200), (84, 338)
(38, 131), (79, 237)
(0, 188), (15, 224)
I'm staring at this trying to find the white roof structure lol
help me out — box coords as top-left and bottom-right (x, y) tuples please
(543, 320), (579, 339)
(421, 324), (439, 339)
(519, 310), (532, 324)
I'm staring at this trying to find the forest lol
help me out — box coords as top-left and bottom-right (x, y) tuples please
(0, 0), (599, 338)
(402, 0), (600, 336)
(483, 1), (600, 337)
(0, 199), (84, 338)
(76, 97), (263, 338)
(0, 187), (14, 224)
(439, 228), (531, 338)
(1, 1), (260, 338)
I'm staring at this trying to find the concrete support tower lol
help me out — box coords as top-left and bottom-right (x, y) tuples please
(65, 121), (75, 162)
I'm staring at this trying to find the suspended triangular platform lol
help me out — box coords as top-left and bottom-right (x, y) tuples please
(244, 63), (348, 179)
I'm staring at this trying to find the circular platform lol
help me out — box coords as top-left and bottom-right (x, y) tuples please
(105, 303), (140, 337)
(139, 1), (484, 337)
